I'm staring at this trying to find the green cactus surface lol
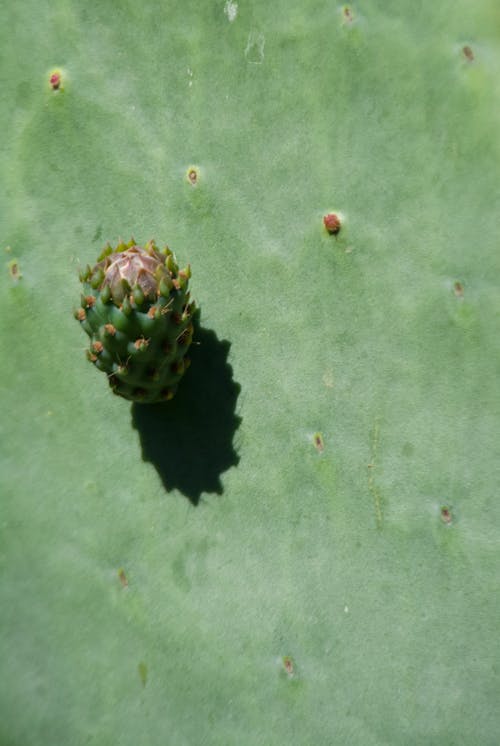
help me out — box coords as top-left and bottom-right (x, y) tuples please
(76, 239), (195, 402)
(1, 1), (500, 744)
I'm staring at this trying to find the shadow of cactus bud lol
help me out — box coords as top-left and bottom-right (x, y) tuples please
(131, 321), (241, 504)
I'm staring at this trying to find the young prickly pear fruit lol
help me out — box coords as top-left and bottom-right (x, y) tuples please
(74, 239), (196, 403)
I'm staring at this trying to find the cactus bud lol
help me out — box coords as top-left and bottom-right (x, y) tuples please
(75, 240), (195, 402)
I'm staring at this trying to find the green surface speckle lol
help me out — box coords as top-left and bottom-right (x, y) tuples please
(138, 661), (148, 688)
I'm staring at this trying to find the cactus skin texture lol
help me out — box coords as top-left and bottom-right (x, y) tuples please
(75, 239), (195, 403)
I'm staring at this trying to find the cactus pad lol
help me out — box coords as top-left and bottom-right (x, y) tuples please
(75, 239), (195, 403)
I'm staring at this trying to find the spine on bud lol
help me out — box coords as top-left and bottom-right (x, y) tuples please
(166, 254), (178, 275)
(121, 295), (132, 316)
(133, 285), (145, 306)
(90, 268), (104, 289)
(100, 284), (112, 304)
(159, 276), (173, 297)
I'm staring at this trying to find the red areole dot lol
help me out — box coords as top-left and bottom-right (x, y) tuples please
(323, 213), (341, 235)
(50, 72), (61, 89)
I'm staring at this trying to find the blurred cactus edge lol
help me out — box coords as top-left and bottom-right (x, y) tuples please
(1, 2), (499, 744)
